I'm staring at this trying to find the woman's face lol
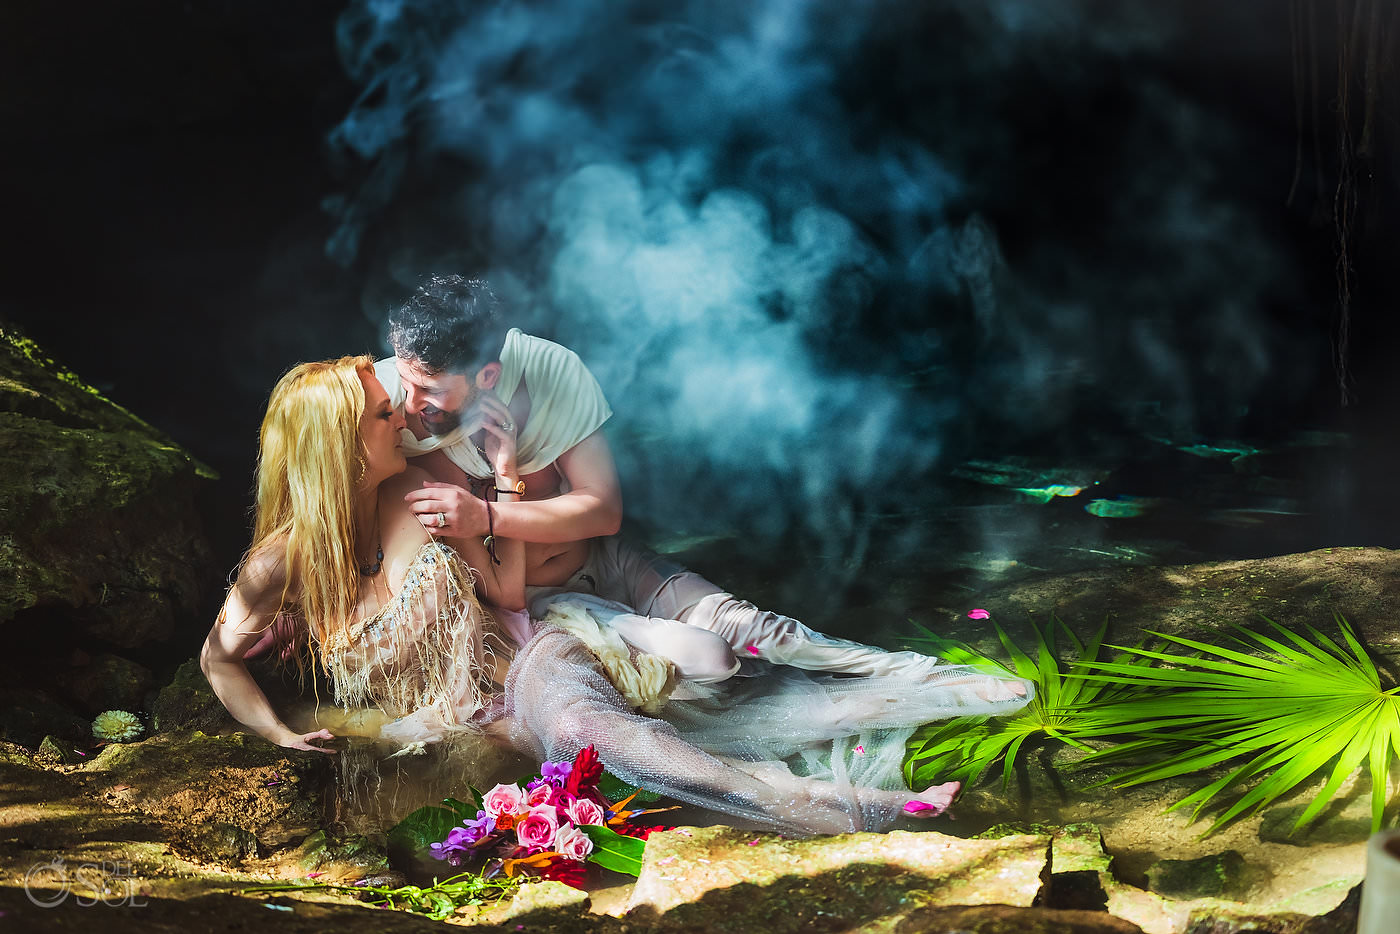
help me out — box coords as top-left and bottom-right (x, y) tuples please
(358, 369), (407, 485)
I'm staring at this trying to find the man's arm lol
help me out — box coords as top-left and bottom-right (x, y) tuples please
(491, 429), (622, 543)
(405, 429), (622, 545)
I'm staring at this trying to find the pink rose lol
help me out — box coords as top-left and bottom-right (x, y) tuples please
(482, 782), (526, 818)
(553, 825), (594, 861)
(525, 783), (553, 808)
(515, 804), (560, 851)
(565, 796), (605, 826)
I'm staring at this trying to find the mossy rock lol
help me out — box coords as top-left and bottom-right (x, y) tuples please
(1145, 850), (1247, 900)
(0, 687), (91, 747)
(0, 325), (214, 647)
(150, 657), (236, 733)
(82, 730), (333, 848)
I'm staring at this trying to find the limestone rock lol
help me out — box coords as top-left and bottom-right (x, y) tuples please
(627, 825), (1049, 931)
(150, 657), (237, 734)
(895, 904), (1145, 933)
(81, 730), (332, 848)
(499, 880), (591, 926)
(0, 326), (213, 646)
(285, 829), (400, 886)
(192, 822), (261, 862)
(35, 734), (83, 765)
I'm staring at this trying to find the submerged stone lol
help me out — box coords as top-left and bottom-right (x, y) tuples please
(1145, 850), (1247, 900)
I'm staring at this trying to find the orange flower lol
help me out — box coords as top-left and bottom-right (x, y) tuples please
(501, 850), (561, 878)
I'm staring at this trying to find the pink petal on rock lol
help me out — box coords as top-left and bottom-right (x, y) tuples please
(745, 645), (760, 656)
(967, 608), (991, 620)
(903, 800), (941, 815)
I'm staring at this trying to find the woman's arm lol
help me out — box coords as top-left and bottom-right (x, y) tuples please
(199, 548), (336, 753)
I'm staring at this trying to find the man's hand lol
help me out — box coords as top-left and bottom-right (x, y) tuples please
(405, 481), (489, 538)
(475, 394), (519, 480)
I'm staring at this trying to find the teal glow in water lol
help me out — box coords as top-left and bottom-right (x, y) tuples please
(1085, 497), (1157, 519)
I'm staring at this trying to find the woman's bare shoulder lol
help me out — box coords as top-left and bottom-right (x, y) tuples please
(234, 536), (293, 599)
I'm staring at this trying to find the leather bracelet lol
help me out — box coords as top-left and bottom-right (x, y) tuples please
(481, 490), (502, 566)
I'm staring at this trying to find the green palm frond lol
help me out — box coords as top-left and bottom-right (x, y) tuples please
(903, 615), (1132, 790)
(1079, 614), (1400, 835)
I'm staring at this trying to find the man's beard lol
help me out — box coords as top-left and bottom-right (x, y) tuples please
(420, 405), (463, 436)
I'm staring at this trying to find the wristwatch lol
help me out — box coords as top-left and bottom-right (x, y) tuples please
(496, 478), (525, 495)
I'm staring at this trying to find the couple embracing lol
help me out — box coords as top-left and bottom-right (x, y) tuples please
(201, 275), (1030, 834)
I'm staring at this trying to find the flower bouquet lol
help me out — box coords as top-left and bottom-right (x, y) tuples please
(425, 745), (674, 888)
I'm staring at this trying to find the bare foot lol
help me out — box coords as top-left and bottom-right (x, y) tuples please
(977, 677), (1030, 702)
(904, 780), (960, 817)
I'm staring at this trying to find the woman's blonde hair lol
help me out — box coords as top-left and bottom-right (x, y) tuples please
(248, 354), (375, 654)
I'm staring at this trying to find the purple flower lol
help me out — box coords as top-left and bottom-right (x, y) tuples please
(540, 759), (573, 788)
(463, 809), (496, 840)
(428, 810), (497, 861)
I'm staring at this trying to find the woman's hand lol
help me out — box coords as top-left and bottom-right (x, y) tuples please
(279, 727), (338, 753)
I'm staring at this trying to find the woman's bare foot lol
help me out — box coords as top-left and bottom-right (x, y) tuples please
(904, 780), (961, 817)
(977, 677), (1030, 702)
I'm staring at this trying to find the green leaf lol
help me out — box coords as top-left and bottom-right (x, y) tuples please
(578, 824), (646, 876)
(597, 771), (663, 804)
(442, 796), (479, 821)
(387, 805), (461, 854)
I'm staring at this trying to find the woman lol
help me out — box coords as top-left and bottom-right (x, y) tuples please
(202, 356), (1027, 834)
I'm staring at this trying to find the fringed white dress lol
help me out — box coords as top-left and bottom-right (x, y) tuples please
(320, 543), (1032, 835)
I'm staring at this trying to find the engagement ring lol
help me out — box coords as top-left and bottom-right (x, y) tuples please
(500, 420), (514, 432)
(436, 512), (447, 528)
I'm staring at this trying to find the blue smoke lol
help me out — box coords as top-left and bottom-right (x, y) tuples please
(324, 0), (1311, 599)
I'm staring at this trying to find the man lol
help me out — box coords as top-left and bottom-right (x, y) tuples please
(377, 275), (986, 685)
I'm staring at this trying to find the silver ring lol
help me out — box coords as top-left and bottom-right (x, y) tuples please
(499, 420), (514, 432)
(436, 512), (447, 528)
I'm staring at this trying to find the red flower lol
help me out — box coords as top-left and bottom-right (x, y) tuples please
(565, 745), (603, 795)
(538, 858), (587, 889)
(611, 823), (673, 840)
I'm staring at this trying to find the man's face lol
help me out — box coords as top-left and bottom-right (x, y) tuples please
(395, 356), (476, 436)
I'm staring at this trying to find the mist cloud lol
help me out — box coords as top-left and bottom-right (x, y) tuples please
(324, 0), (1310, 594)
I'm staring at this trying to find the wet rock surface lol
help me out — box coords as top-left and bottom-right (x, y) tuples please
(80, 731), (334, 849)
(627, 825), (1051, 925)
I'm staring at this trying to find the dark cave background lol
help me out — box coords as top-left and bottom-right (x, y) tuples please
(2, 0), (1398, 649)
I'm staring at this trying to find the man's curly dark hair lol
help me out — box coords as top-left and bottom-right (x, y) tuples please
(387, 275), (503, 374)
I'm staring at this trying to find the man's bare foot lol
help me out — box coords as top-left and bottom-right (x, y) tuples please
(904, 780), (960, 817)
